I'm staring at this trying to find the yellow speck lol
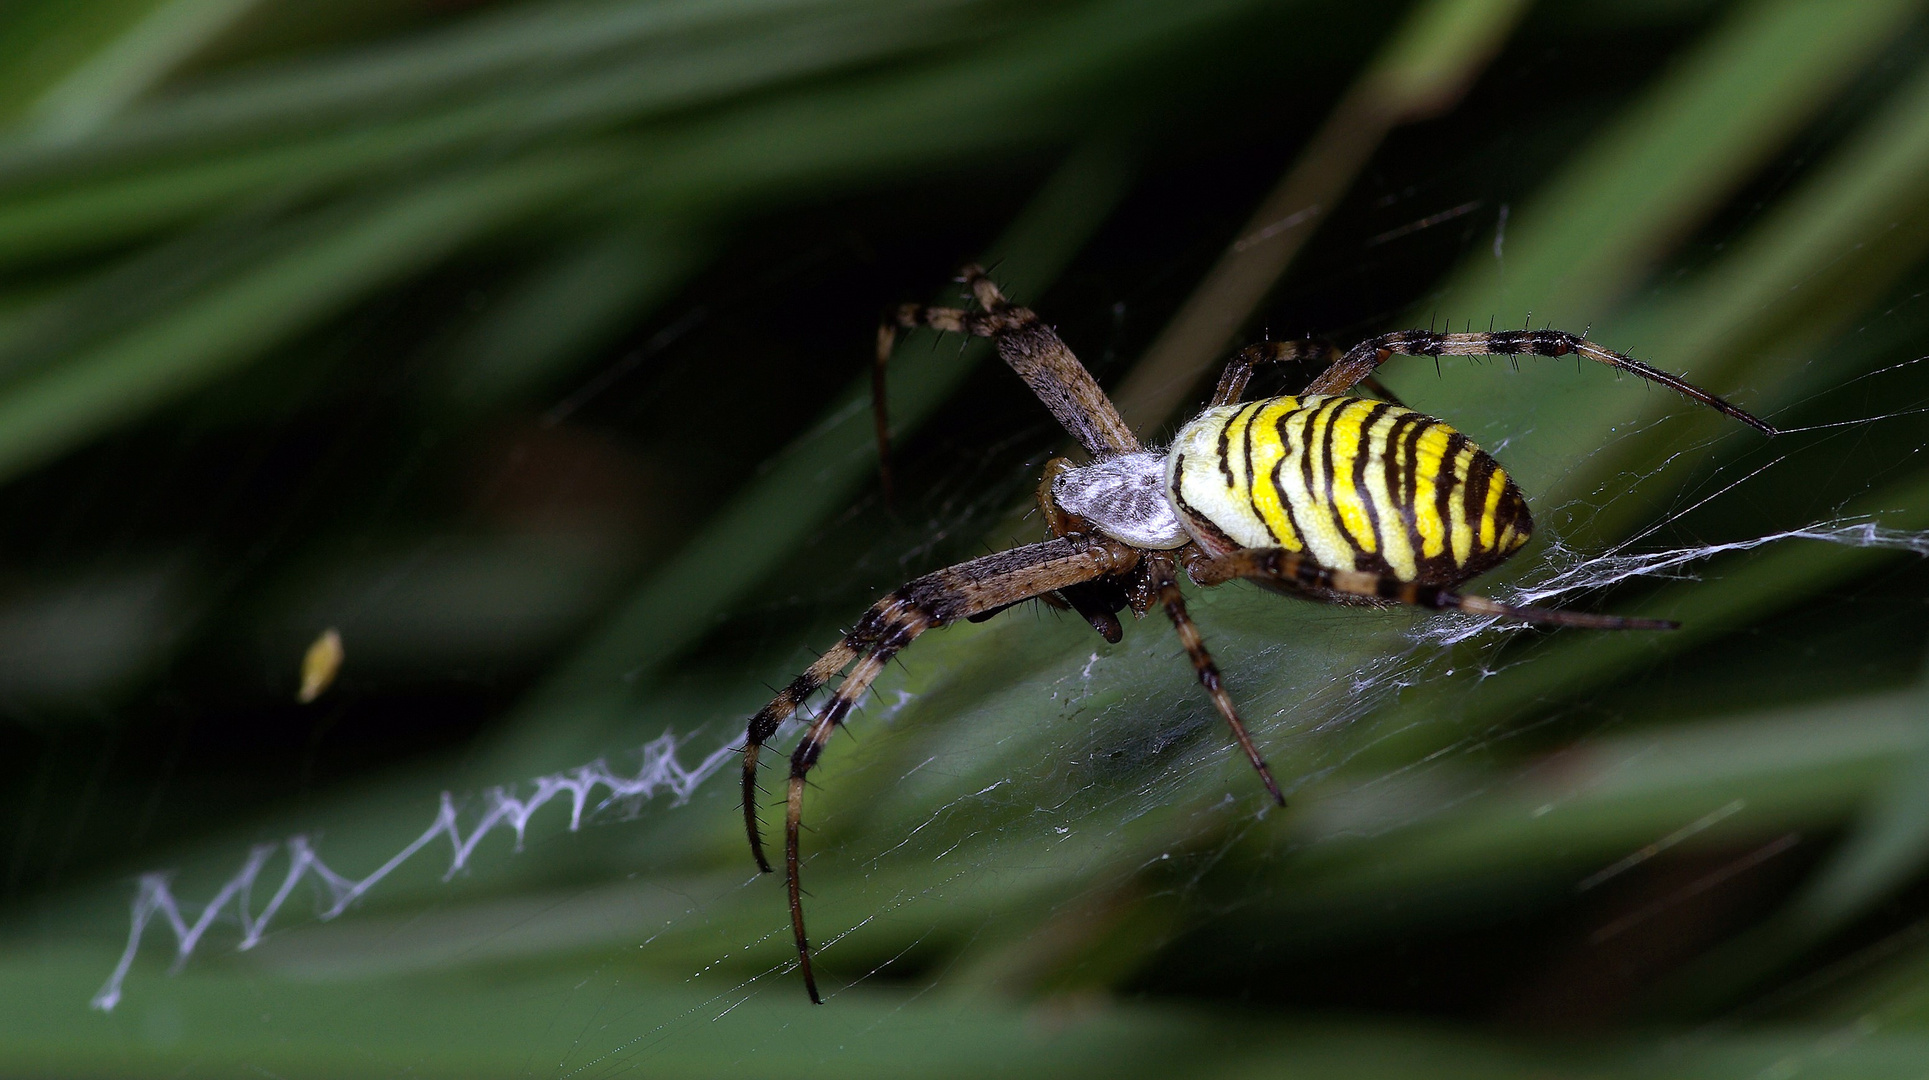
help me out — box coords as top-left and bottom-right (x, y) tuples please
(299, 628), (344, 704)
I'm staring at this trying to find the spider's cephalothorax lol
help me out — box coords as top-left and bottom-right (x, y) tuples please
(743, 266), (1776, 1003)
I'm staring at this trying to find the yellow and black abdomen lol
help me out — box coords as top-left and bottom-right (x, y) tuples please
(1165, 395), (1531, 586)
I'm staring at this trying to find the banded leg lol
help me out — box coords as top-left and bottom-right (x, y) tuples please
(1145, 551), (1285, 805)
(1185, 547), (1678, 631)
(1304, 329), (1777, 435)
(1210, 339), (1340, 406)
(786, 616), (928, 1003)
(872, 266), (1140, 492)
(872, 298), (1035, 500)
(750, 534), (1142, 1002)
(742, 605), (902, 873)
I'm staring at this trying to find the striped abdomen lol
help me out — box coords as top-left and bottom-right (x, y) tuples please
(1165, 395), (1531, 586)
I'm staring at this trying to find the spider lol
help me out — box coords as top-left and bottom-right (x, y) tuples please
(741, 265), (1775, 1002)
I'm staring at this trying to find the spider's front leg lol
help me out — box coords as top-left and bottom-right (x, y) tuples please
(870, 265), (1141, 497)
(1304, 329), (1777, 435)
(740, 610), (892, 874)
(743, 534), (1140, 1002)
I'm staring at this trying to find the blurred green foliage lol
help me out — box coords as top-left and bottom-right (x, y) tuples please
(2, 0), (1929, 1076)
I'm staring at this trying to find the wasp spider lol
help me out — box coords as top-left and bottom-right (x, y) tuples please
(742, 265), (1775, 1002)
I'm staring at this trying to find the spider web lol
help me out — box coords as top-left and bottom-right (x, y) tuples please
(18, 6), (1929, 1072)
(83, 347), (1929, 1024)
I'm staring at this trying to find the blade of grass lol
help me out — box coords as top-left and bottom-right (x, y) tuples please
(1647, 678), (1929, 1011)
(82, 0), (893, 152)
(0, 0), (174, 126)
(0, 0), (995, 183)
(0, 0), (1274, 472)
(0, 0), (1258, 267)
(1290, 688), (1928, 903)
(1111, 0), (1532, 431)
(1418, 0), (1923, 334)
(22, 0), (265, 144)
(14, 937), (1929, 1079)
(0, 150), (631, 484)
(0, 4), (981, 267)
(483, 134), (1142, 773)
(1545, 53), (1929, 526)
(436, 224), (704, 414)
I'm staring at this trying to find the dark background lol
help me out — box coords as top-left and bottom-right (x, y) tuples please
(2, 0), (1928, 1075)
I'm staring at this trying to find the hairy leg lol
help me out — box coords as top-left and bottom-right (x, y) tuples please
(872, 266), (1141, 489)
(741, 610), (896, 873)
(743, 534), (1142, 1002)
(1304, 329), (1776, 435)
(1144, 551), (1285, 805)
(1185, 546), (1678, 631)
(784, 618), (924, 1003)
(1210, 339), (1341, 406)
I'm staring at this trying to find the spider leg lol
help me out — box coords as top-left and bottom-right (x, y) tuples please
(1356, 374), (1406, 409)
(871, 307), (1001, 501)
(1184, 546), (1678, 631)
(742, 617), (892, 873)
(747, 534), (1142, 1002)
(1304, 329), (1776, 435)
(787, 616), (926, 1004)
(873, 267), (1141, 482)
(1144, 551), (1284, 806)
(1210, 339), (1341, 407)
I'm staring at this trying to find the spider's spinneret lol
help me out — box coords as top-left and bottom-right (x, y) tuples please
(1167, 394), (1531, 585)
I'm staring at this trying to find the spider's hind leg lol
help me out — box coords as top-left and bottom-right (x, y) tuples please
(1185, 547), (1678, 631)
(1304, 329), (1776, 434)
